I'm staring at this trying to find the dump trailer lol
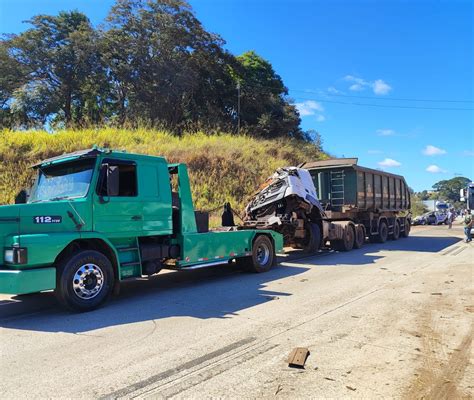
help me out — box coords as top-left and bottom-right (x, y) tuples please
(0, 148), (283, 311)
(243, 158), (411, 253)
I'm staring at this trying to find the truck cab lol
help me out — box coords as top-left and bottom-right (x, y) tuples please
(0, 148), (283, 311)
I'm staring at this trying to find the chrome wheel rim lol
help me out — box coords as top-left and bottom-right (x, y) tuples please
(72, 263), (104, 300)
(256, 243), (270, 265)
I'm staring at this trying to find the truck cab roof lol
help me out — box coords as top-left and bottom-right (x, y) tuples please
(32, 147), (168, 168)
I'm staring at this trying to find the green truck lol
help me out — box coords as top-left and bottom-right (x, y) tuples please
(0, 148), (283, 311)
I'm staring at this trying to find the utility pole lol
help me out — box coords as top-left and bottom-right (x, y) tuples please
(237, 82), (241, 135)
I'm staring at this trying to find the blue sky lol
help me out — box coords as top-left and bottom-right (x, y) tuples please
(1, 0), (473, 191)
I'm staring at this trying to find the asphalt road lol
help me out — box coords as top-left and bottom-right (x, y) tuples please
(0, 225), (472, 399)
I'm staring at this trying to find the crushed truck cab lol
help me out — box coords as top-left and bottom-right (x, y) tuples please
(0, 148), (283, 311)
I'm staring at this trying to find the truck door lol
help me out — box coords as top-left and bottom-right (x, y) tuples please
(140, 162), (173, 235)
(93, 158), (143, 237)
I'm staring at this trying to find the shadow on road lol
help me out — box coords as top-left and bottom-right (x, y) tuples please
(1, 262), (308, 333)
(0, 234), (462, 333)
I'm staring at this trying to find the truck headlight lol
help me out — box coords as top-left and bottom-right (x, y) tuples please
(4, 247), (28, 264)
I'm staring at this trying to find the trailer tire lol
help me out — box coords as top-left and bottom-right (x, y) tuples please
(332, 225), (355, 252)
(248, 235), (275, 273)
(391, 220), (400, 240)
(303, 223), (321, 253)
(55, 250), (114, 312)
(376, 220), (389, 243)
(401, 219), (410, 238)
(354, 225), (365, 249)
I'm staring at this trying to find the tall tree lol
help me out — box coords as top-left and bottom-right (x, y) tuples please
(103, 0), (237, 129)
(233, 51), (303, 139)
(432, 177), (471, 203)
(6, 11), (104, 127)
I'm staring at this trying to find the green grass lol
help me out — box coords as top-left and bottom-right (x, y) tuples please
(0, 128), (327, 216)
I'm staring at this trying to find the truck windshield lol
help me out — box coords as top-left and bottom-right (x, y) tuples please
(28, 158), (96, 203)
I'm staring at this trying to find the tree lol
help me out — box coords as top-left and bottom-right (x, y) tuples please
(0, 1), (318, 142)
(0, 40), (27, 127)
(102, 0), (237, 129)
(232, 51), (303, 138)
(432, 177), (471, 203)
(6, 11), (105, 127)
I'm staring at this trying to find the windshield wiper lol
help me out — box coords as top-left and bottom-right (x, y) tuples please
(50, 196), (74, 201)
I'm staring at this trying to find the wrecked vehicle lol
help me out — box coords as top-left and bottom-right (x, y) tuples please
(243, 158), (411, 253)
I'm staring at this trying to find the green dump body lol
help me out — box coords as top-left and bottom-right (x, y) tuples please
(0, 148), (283, 295)
(303, 158), (410, 212)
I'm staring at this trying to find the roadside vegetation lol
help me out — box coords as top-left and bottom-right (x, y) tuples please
(0, 129), (326, 215)
(0, 0), (312, 141)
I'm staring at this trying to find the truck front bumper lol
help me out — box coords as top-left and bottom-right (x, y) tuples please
(0, 267), (56, 295)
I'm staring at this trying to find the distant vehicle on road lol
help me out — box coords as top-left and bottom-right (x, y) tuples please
(412, 211), (448, 225)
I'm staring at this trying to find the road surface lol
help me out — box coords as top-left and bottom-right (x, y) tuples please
(0, 225), (472, 399)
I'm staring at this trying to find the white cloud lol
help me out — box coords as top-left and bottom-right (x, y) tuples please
(343, 75), (392, 95)
(372, 79), (392, 95)
(349, 83), (364, 91)
(376, 129), (396, 136)
(378, 158), (401, 168)
(426, 164), (447, 173)
(316, 114), (326, 122)
(327, 86), (341, 94)
(295, 100), (324, 117)
(463, 150), (474, 156)
(368, 149), (383, 154)
(344, 75), (368, 92)
(422, 145), (446, 156)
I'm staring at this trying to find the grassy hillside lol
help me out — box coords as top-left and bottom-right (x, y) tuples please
(0, 129), (326, 216)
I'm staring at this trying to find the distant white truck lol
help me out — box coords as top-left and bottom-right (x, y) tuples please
(460, 182), (474, 212)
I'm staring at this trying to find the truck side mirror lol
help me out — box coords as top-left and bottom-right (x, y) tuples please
(107, 165), (120, 196)
(15, 189), (27, 204)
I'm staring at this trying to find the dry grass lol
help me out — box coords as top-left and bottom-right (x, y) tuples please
(0, 128), (326, 214)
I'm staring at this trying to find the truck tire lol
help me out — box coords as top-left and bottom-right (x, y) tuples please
(55, 250), (114, 312)
(332, 225), (355, 252)
(248, 235), (275, 273)
(303, 223), (321, 253)
(391, 220), (400, 240)
(377, 220), (389, 243)
(354, 225), (365, 249)
(401, 219), (410, 238)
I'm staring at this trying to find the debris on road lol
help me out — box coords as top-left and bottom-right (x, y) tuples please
(431, 292), (443, 296)
(346, 385), (357, 391)
(288, 347), (310, 368)
(275, 384), (283, 395)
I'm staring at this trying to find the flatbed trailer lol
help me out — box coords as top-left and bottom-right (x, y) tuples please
(0, 148), (283, 311)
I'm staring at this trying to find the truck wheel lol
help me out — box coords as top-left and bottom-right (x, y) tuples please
(332, 225), (355, 251)
(303, 223), (321, 253)
(401, 219), (410, 238)
(55, 250), (114, 312)
(375, 220), (388, 243)
(391, 220), (400, 240)
(249, 235), (275, 273)
(354, 225), (365, 249)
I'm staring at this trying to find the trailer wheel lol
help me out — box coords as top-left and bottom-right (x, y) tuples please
(332, 225), (355, 252)
(302, 223), (321, 253)
(55, 250), (114, 312)
(376, 220), (389, 243)
(391, 220), (400, 240)
(401, 219), (410, 238)
(248, 235), (275, 273)
(354, 225), (365, 249)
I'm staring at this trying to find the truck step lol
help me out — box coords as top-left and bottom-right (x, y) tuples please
(120, 261), (141, 267)
(117, 246), (139, 252)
